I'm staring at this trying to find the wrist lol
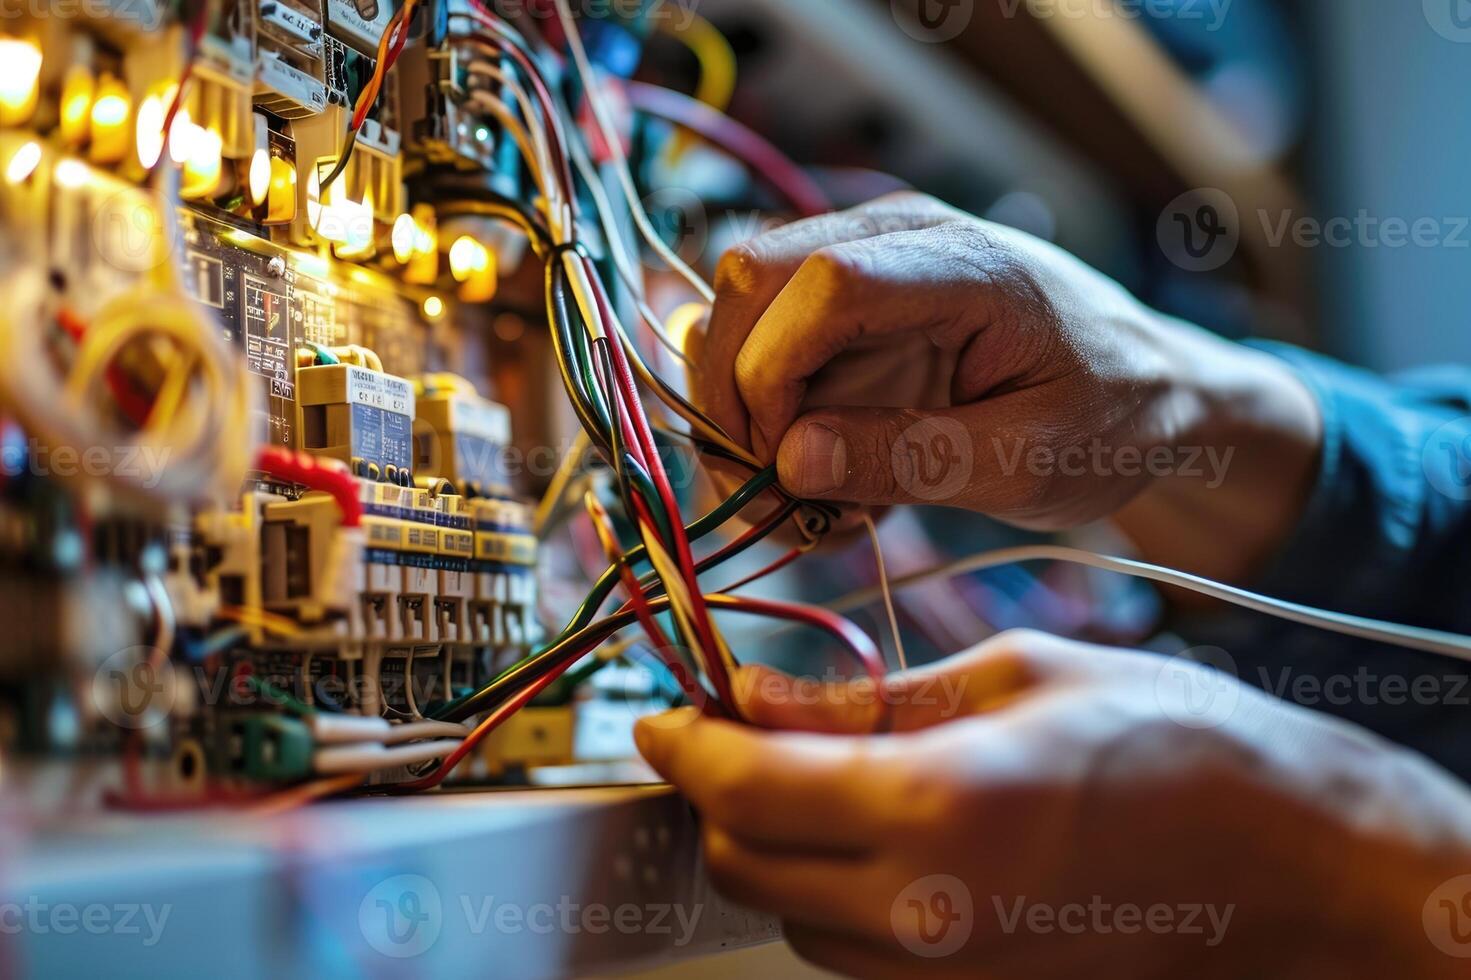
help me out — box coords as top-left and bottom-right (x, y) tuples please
(1115, 316), (1323, 583)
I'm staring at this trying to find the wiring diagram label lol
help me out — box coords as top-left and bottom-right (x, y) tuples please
(243, 274), (296, 399)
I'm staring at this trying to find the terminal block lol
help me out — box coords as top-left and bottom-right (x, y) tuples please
(298, 362), (416, 480)
(413, 374), (514, 498)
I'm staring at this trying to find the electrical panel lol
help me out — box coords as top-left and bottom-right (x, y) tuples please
(0, 0), (857, 816)
(0, 0), (612, 803)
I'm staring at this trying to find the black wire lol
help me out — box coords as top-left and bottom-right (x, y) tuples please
(412, 173), (554, 250)
(546, 246), (612, 455)
(316, 129), (358, 196)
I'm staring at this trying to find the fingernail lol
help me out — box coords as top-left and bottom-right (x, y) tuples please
(794, 423), (846, 495)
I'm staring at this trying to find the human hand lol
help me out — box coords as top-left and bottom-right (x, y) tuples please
(691, 193), (1321, 576)
(635, 631), (1471, 978)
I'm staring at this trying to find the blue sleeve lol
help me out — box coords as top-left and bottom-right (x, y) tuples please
(1187, 343), (1471, 779)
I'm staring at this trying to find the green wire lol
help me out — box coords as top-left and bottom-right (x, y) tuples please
(433, 466), (779, 721)
(245, 673), (316, 716)
(307, 342), (341, 365)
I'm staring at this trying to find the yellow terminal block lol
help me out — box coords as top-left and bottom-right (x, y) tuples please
(413, 376), (513, 496)
(298, 363), (416, 478)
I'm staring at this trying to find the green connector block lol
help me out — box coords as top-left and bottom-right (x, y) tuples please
(227, 715), (314, 782)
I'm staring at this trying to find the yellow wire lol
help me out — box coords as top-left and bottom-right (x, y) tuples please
(535, 429), (591, 537)
(659, 12), (738, 163)
(218, 606), (305, 637)
(864, 513), (907, 671)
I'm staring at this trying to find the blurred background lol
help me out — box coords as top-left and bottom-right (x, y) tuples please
(637, 0), (1470, 371)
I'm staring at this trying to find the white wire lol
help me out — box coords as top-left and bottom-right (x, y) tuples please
(566, 125), (691, 364)
(311, 739), (463, 775)
(830, 545), (1471, 664)
(863, 514), (908, 671)
(552, 0), (717, 304)
(463, 60), (559, 210)
(382, 720), (473, 744)
(309, 715), (470, 745)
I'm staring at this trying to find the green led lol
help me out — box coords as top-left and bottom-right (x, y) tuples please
(474, 126), (491, 142)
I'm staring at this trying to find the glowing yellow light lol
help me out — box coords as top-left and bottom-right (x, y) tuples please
(664, 301), (707, 355)
(264, 155), (296, 224)
(59, 67), (96, 145)
(4, 140), (42, 184)
(88, 76), (131, 164)
(391, 213), (419, 264)
(135, 94), (166, 169)
(91, 92), (128, 127)
(305, 167), (322, 228)
(0, 37), (42, 126)
(422, 295), (445, 320)
(404, 204), (439, 285)
(53, 158), (91, 189)
(248, 148), (271, 205)
(180, 125), (224, 199)
(168, 108), (196, 165)
(316, 184), (375, 256)
(449, 236), (488, 282)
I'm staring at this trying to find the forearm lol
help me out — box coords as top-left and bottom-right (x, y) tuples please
(1113, 317), (1324, 585)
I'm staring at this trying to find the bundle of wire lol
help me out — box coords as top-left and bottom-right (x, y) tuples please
(373, 2), (897, 790)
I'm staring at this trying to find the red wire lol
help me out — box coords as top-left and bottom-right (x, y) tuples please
(255, 447), (364, 527)
(459, 7), (577, 203)
(625, 81), (831, 218)
(400, 649), (580, 790)
(592, 274), (733, 706)
(717, 547), (805, 596)
(714, 595), (887, 685)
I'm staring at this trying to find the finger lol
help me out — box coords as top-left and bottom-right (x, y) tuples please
(701, 825), (886, 933)
(633, 708), (893, 850)
(775, 385), (1070, 516)
(733, 641), (1041, 736)
(735, 222), (1014, 454)
(692, 194), (961, 461)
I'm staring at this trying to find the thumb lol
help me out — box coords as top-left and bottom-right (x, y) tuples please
(733, 645), (1038, 735)
(777, 406), (991, 508)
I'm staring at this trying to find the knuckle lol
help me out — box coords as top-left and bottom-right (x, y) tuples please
(714, 242), (766, 296)
(862, 190), (955, 230)
(951, 215), (1013, 256)
(801, 242), (872, 300)
(701, 827), (740, 880)
(732, 344), (762, 398)
(987, 627), (1051, 659)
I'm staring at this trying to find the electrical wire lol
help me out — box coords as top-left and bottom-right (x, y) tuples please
(626, 81), (831, 218)
(657, 10), (738, 164)
(319, 0), (421, 194)
(313, 738), (463, 775)
(412, 589), (886, 785)
(864, 514), (908, 671)
(830, 545), (1471, 665)
(552, 0), (716, 303)
(1, 266), (258, 506)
